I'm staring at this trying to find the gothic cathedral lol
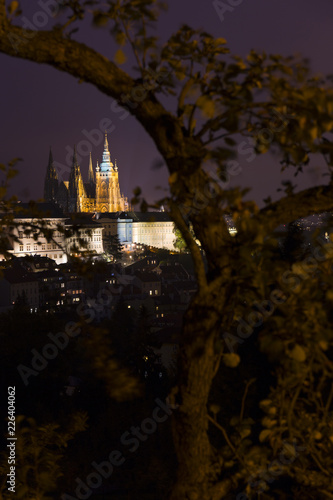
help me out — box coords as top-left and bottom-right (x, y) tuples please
(44, 133), (129, 213)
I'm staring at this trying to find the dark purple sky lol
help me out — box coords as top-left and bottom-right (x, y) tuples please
(2, 0), (333, 206)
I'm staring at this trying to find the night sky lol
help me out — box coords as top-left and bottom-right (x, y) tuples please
(2, 0), (333, 206)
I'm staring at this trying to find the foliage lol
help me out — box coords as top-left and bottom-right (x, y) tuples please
(0, 413), (87, 499)
(103, 232), (124, 261)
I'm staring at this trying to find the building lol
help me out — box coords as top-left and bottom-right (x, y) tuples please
(0, 266), (39, 313)
(1, 203), (104, 264)
(64, 215), (104, 256)
(44, 133), (129, 213)
(98, 211), (176, 251)
(3, 203), (68, 265)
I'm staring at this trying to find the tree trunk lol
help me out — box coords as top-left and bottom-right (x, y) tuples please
(170, 292), (229, 500)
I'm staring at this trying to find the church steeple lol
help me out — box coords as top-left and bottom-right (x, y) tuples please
(44, 147), (58, 201)
(104, 131), (109, 151)
(48, 148), (54, 168)
(100, 132), (113, 171)
(69, 145), (85, 212)
(71, 145), (78, 171)
(88, 152), (94, 184)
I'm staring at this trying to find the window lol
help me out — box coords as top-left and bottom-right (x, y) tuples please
(149, 290), (152, 295)
(19, 245), (23, 252)
(19, 231), (23, 238)
(26, 245), (30, 251)
(33, 244), (38, 251)
(155, 290), (158, 295)
(42, 244), (46, 250)
(47, 244), (51, 250)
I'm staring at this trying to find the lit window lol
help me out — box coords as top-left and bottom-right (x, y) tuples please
(149, 290), (152, 295)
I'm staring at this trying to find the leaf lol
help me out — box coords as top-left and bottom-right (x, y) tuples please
(259, 429), (272, 442)
(93, 12), (109, 27)
(115, 31), (127, 46)
(239, 428), (251, 439)
(288, 344), (306, 362)
(223, 353), (240, 368)
(197, 96), (216, 119)
(168, 172), (178, 185)
(209, 404), (221, 415)
(8, 1), (19, 15)
(114, 49), (127, 65)
(318, 340), (329, 351)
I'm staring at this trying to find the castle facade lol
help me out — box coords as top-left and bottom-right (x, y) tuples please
(44, 133), (129, 213)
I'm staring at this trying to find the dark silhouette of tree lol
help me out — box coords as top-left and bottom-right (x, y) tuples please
(103, 233), (124, 261)
(280, 220), (307, 263)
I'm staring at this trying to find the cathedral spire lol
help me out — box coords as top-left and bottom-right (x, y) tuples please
(72, 145), (78, 169)
(104, 131), (109, 152)
(48, 147), (54, 168)
(44, 147), (58, 201)
(100, 132), (113, 171)
(88, 152), (94, 183)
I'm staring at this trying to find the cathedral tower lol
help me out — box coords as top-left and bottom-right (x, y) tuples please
(68, 146), (85, 212)
(95, 133), (126, 213)
(43, 148), (58, 201)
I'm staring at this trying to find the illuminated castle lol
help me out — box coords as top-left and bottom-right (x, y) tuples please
(44, 133), (129, 213)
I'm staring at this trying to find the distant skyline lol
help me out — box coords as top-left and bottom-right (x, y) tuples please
(2, 0), (333, 206)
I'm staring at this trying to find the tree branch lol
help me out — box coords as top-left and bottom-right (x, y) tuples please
(0, 14), (188, 166)
(169, 201), (207, 288)
(256, 183), (333, 231)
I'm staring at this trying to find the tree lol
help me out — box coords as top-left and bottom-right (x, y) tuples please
(174, 226), (193, 253)
(280, 220), (307, 264)
(1, 2), (333, 498)
(103, 232), (124, 261)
